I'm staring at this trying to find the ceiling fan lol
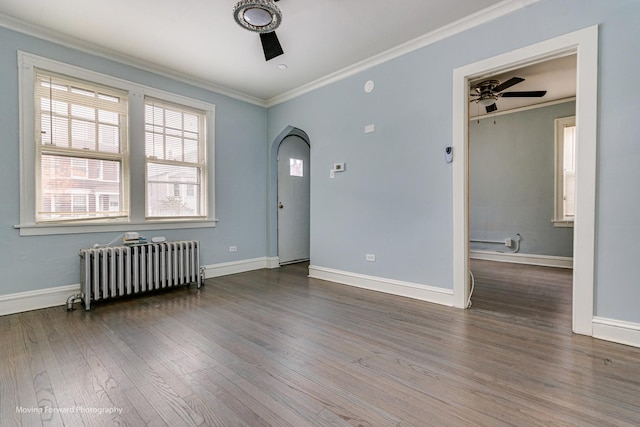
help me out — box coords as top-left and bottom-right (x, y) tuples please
(470, 77), (547, 113)
(233, 0), (284, 61)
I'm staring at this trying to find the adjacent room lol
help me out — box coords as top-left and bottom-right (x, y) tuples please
(1, 0), (639, 425)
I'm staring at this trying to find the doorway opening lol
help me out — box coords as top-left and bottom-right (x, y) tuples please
(277, 135), (310, 265)
(452, 26), (598, 336)
(466, 55), (576, 329)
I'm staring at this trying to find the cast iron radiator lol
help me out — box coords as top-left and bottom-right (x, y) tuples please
(75, 241), (201, 310)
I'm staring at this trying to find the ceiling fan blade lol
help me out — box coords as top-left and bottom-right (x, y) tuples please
(501, 91), (547, 98)
(485, 103), (498, 113)
(260, 31), (284, 61)
(492, 77), (524, 93)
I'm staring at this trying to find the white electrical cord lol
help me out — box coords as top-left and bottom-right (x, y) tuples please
(92, 233), (125, 248)
(467, 270), (475, 308)
(513, 233), (522, 253)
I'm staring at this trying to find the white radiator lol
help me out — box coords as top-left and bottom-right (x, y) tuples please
(76, 241), (201, 310)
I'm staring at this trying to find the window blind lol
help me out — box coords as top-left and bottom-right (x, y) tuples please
(35, 69), (129, 222)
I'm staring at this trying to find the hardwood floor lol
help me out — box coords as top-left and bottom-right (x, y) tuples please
(2, 261), (639, 426)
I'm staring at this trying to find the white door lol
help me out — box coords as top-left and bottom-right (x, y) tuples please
(277, 136), (310, 264)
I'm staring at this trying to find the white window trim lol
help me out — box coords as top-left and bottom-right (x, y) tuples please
(16, 51), (217, 236)
(553, 116), (576, 227)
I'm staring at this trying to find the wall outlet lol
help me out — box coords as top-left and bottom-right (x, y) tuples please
(504, 238), (512, 247)
(366, 254), (376, 262)
(364, 124), (375, 134)
(330, 169), (335, 179)
(229, 246), (238, 252)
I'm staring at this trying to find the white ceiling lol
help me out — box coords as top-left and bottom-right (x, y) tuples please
(0, 0), (550, 104)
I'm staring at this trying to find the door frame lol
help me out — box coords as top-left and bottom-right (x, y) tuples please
(268, 127), (311, 264)
(451, 26), (598, 336)
(277, 134), (311, 264)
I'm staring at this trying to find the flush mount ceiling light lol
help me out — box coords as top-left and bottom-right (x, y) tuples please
(233, 0), (284, 61)
(233, 0), (282, 33)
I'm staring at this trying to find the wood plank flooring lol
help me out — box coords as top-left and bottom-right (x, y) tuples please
(1, 260), (639, 426)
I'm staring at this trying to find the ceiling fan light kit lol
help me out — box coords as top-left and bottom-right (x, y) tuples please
(470, 76), (547, 113)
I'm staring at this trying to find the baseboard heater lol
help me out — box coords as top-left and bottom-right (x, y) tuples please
(70, 240), (201, 310)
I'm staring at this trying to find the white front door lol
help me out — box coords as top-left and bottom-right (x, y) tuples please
(277, 136), (310, 264)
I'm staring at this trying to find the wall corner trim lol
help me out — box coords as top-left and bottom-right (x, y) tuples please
(308, 265), (454, 307)
(593, 317), (640, 349)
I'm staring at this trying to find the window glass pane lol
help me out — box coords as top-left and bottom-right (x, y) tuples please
(563, 125), (575, 172)
(98, 124), (119, 153)
(166, 135), (183, 161)
(71, 158), (88, 178)
(563, 125), (576, 219)
(144, 99), (202, 164)
(184, 139), (198, 163)
(184, 113), (198, 132)
(70, 119), (95, 150)
(41, 114), (70, 146)
(146, 162), (201, 218)
(71, 104), (94, 120)
(38, 154), (123, 221)
(72, 194), (87, 212)
(145, 132), (164, 159)
(290, 158), (303, 177)
(98, 109), (119, 125)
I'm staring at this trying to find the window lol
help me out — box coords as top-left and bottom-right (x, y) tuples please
(18, 52), (216, 236)
(553, 116), (576, 226)
(35, 70), (127, 222)
(145, 98), (205, 218)
(290, 158), (303, 177)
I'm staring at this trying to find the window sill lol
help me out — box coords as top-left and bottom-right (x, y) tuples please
(552, 219), (574, 228)
(14, 219), (218, 237)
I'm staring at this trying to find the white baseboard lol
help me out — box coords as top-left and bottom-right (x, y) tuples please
(202, 256), (280, 279)
(0, 284), (81, 317)
(593, 317), (640, 348)
(308, 265), (454, 307)
(0, 257), (281, 316)
(470, 250), (573, 269)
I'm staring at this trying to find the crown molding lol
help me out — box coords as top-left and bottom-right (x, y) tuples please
(1, 0), (542, 109)
(0, 13), (267, 107)
(266, 0), (542, 107)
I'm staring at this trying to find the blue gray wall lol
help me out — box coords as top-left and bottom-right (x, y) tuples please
(0, 26), (268, 295)
(268, 0), (640, 323)
(469, 101), (575, 257)
(3, 0), (640, 325)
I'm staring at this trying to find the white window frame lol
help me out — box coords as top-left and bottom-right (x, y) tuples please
(16, 51), (216, 236)
(144, 97), (206, 220)
(553, 116), (576, 227)
(70, 158), (89, 179)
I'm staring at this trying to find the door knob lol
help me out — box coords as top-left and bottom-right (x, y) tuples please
(278, 202), (284, 209)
